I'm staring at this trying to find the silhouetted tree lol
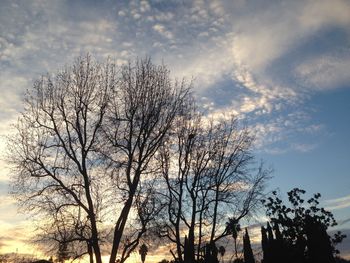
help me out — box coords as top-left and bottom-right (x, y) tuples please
(218, 246), (225, 263)
(183, 236), (191, 263)
(262, 188), (346, 263)
(203, 242), (219, 263)
(34, 205), (96, 263)
(261, 225), (269, 263)
(57, 241), (69, 263)
(226, 217), (241, 259)
(243, 228), (255, 263)
(9, 55), (189, 263)
(139, 244), (148, 263)
(157, 105), (270, 262)
(305, 215), (335, 263)
(261, 223), (287, 263)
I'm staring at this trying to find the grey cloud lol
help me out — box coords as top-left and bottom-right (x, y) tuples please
(339, 218), (350, 226)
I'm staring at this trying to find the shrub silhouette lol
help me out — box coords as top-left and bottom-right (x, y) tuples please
(261, 188), (346, 263)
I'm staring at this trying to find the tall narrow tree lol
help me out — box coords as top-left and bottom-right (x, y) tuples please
(243, 228), (255, 263)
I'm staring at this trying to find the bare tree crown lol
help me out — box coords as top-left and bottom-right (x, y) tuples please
(9, 55), (190, 263)
(8, 55), (267, 263)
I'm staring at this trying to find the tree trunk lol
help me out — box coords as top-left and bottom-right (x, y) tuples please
(82, 162), (102, 263)
(87, 241), (94, 263)
(91, 226), (102, 263)
(197, 210), (203, 262)
(210, 187), (220, 243)
(109, 195), (134, 263)
(187, 194), (196, 263)
(109, 173), (139, 263)
(234, 238), (238, 259)
(175, 218), (183, 263)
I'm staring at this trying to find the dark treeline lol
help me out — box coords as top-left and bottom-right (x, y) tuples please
(155, 189), (347, 263)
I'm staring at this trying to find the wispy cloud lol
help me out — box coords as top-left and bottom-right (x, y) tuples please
(338, 218), (350, 226)
(325, 195), (350, 211)
(295, 52), (350, 90)
(0, 1), (349, 154)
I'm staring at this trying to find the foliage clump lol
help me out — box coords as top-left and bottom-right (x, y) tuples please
(261, 188), (346, 263)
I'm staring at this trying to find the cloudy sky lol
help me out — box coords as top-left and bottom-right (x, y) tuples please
(0, 0), (350, 260)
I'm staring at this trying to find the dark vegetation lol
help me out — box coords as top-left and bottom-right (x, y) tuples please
(156, 189), (347, 263)
(261, 188), (346, 263)
(4, 56), (347, 263)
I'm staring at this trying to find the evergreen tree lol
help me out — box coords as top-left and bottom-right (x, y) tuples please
(261, 226), (270, 263)
(243, 228), (255, 263)
(305, 215), (335, 263)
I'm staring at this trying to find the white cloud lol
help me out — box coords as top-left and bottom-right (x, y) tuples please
(171, 47), (232, 88)
(154, 12), (174, 22)
(291, 143), (317, 153)
(295, 53), (350, 90)
(1, 0), (347, 158)
(140, 0), (151, 13)
(232, 65), (299, 112)
(0, 75), (26, 118)
(152, 24), (174, 40)
(299, 0), (350, 30)
(118, 10), (126, 17)
(232, 0), (350, 74)
(209, 1), (225, 16)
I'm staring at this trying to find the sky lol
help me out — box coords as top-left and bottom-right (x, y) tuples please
(0, 0), (349, 261)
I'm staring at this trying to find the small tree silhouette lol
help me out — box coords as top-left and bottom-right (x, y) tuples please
(226, 218), (241, 259)
(57, 241), (69, 263)
(218, 246), (225, 263)
(243, 228), (255, 263)
(262, 188), (346, 263)
(305, 215), (336, 263)
(139, 244), (148, 263)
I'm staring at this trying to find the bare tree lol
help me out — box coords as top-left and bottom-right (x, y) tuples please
(117, 181), (164, 263)
(157, 106), (269, 263)
(9, 55), (113, 263)
(34, 204), (96, 263)
(101, 59), (189, 263)
(9, 56), (189, 263)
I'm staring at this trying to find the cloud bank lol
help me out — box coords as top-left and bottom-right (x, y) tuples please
(1, 0), (349, 155)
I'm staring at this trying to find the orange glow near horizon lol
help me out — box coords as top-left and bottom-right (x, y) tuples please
(0, 237), (172, 263)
